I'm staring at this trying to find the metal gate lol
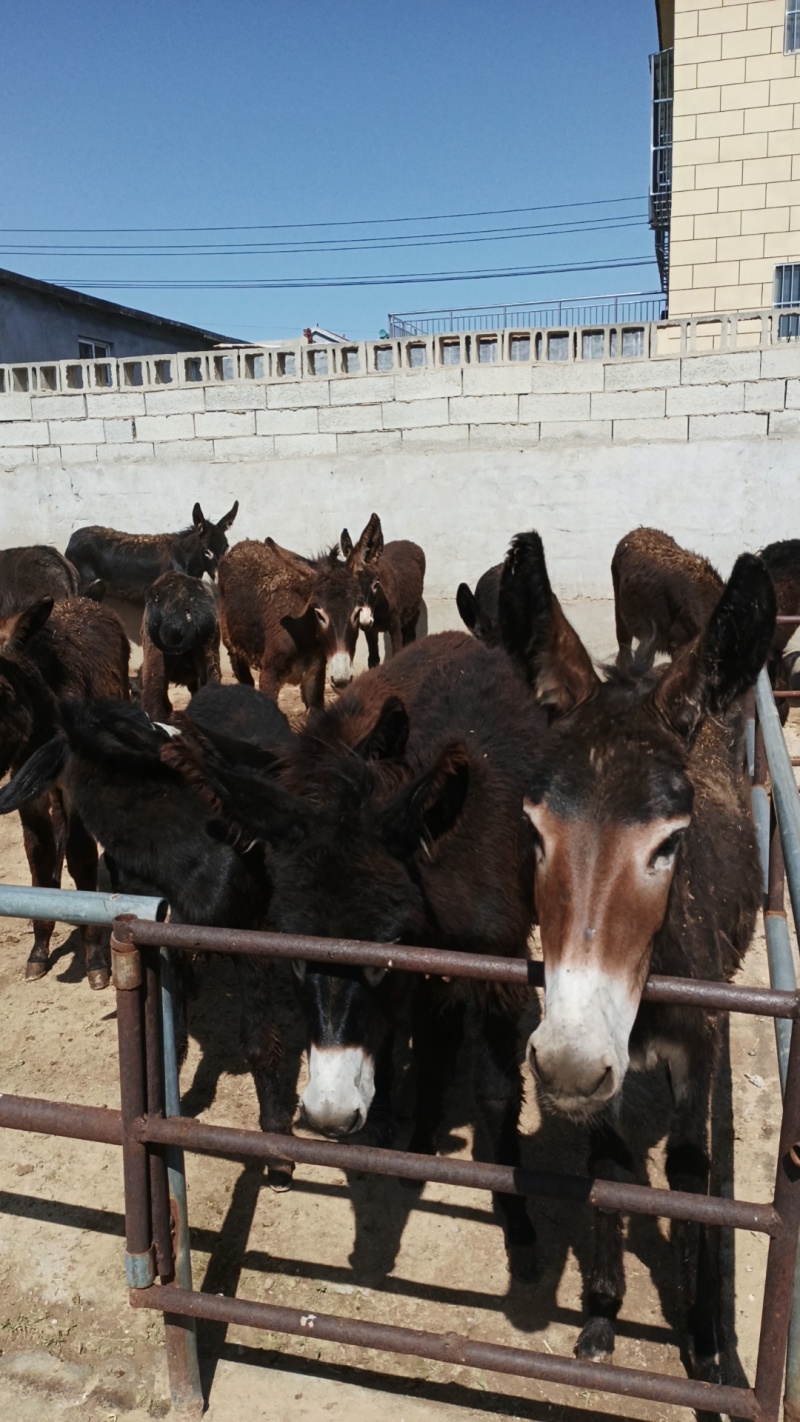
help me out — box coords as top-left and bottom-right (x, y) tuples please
(1, 665), (800, 1419)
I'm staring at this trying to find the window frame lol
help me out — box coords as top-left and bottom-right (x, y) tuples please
(78, 337), (112, 360)
(786, 1), (800, 54)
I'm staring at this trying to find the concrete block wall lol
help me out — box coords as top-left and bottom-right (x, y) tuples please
(670, 0), (800, 316)
(2, 341), (800, 652)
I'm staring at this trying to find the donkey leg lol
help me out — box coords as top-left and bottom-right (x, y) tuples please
(230, 651), (255, 687)
(401, 618), (418, 647)
(236, 956), (295, 1190)
(64, 811), (107, 989)
(665, 1046), (720, 1383)
(365, 625), (381, 669)
(575, 1119), (633, 1361)
(473, 1002), (537, 1280)
(20, 796), (64, 979)
(406, 988), (464, 1161)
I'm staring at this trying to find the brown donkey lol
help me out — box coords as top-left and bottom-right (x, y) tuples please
(499, 531), (774, 1384)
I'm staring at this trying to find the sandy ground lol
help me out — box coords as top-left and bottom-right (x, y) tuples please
(0, 684), (791, 1422)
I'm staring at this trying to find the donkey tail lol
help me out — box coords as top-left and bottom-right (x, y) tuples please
(0, 737), (69, 813)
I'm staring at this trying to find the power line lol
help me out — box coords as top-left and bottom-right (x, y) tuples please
(49, 256), (656, 292)
(0, 194), (648, 236)
(0, 216), (648, 260)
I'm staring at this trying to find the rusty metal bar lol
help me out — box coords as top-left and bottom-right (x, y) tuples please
(113, 919), (800, 1019)
(111, 931), (155, 1290)
(755, 1018), (800, 1418)
(0, 1093), (122, 1144)
(135, 1113), (780, 1235)
(143, 950), (172, 1281)
(129, 1283), (761, 1419)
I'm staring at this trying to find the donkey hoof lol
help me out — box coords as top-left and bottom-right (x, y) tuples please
(506, 1242), (538, 1283)
(25, 958), (48, 981)
(692, 1352), (721, 1387)
(268, 1161), (295, 1193)
(87, 967), (110, 991)
(575, 1317), (615, 1361)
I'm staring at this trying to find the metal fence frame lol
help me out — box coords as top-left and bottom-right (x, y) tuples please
(2, 672), (800, 1417)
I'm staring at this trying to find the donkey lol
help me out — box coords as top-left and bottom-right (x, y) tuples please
(66, 501), (238, 602)
(0, 545), (104, 613)
(218, 515), (381, 707)
(162, 629), (546, 1276)
(141, 571), (221, 721)
(0, 691), (297, 1184)
(499, 531), (774, 1380)
(340, 525), (426, 667)
(0, 596), (130, 987)
(456, 563), (502, 646)
(611, 527), (723, 661)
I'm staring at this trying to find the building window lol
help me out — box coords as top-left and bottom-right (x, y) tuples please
(78, 338), (112, 359)
(787, 2), (800, 53)
(774, 264), (800, 337)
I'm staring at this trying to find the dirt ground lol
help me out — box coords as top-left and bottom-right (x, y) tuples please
(0, 685), (791, 1422)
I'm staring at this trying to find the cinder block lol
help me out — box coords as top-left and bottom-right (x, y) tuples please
(0, 420), (49, 445)
(144, 388), (205, 415)
(204, 383), (267, 411)
(696, 109), (745, 137)
(273, 433), (337, 457)
(612, 417), (689, 443)
(95, 441), (156, 463)
(256, 408), (318, 435)
(745, 52), (793, 81)
(675, 9), (699, 39)
(590, 389), (667, 420)
(764, 229), (800, 256)
(745, 379), (786, 411)
(103, 419), (136, 443)
(27, 394), (83, 421)
(742, 205), (790, 233)
(670, 215), (696, 241)
(698, 7), (747, 38)
(768, 127), (800, 157)
(0, 445), (34, 465)
(673, 86), (721, 117)
(518, 392), (590, 422)
(151, 440), (216, 462)
(135, 414), (196, 442)
(267, 380), (331, 409)
(469, 422), (540, 448)
(0, 395), (32, 420)
(780, 378), (800, 408)
(664, 237), (717, 264)
(692, 259), (740, 286)
(719, 131), (768, 162)
(461, 365), (531, 396)
(680, 351), (762, 384)
(59, 444), (98, 463)
(212, 436), (275, 460)
(382, 398), (449, 429)
(744, 154), (792, 184)
(765, 179), (800, 206)
(318, 405), (383, 433)
(194, 411), (256, 439)
(762, 348), (800, 378)
(678, 34), (721, 65)
(745, 103), (794, 132)
(394, 368), (462, 399)
(696, 58), (746, 88)
(530, 362), (605, 392)
(448, 395), (518, 424)
(768, 76), (800, 107)
(329, 375), (395, 406)
(689, 412), (769, 439)
(539, 420), (612, 443)
(400, 424), (466, 446)
(769, 410), (800, 436)
(722, 25), (773, 59)
(721, 80), (769, 112)
(667, 383), (745, 415)
(603, 359), (681, 391)
(336, 431), (403, 455)
(86, 391), (145, 418)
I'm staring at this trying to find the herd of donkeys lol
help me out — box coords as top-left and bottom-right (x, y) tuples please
(1, 500), (799, 1381)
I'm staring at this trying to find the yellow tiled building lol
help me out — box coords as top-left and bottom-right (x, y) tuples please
(656, 0), (800, 316)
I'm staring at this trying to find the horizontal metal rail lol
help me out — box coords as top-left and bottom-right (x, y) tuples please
(130, 1283), (761, 1420)
(0, 885), (165, 927)
(112, 918), (800, 1018)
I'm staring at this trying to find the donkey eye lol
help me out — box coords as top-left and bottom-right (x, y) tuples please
(204, 548), (214, 560)
(371, 580), (380, 594)
(315, 607), (329, 626)
(650, 831), (684, 871)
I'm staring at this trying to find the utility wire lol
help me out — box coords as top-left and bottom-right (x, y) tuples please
(0, 195), (648, 236)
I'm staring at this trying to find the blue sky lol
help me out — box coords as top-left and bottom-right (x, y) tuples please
(1, 2), (661, 341)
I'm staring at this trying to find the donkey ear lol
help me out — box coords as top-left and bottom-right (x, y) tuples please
(3, 597), (55, 653)
(218, 500), (239, 531)
(499, 532), (598, 716)
(380, 743), (469, 860)
(354, 695), (409, 761)
(456, 582), (477, 631)
(347, 513), (384, 571)
(280, 604), (317, 648)
(266, 537), (314, 581)
(192, 502), (206, 531)
(653, 552), (776, 741)
(339, 528), (354, 560)
(161, 738), (308, 848)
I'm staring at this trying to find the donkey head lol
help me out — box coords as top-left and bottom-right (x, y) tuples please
(341, 514), (384, 629)
(277, 524), (378, 689)
(500, 532), (775, 1117)
(192, 500), (239, 580)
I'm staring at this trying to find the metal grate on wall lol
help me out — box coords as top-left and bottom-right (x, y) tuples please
(774, 263), (800, 337)
(649, 47), (673, 298)
(787, 1), (800, 53)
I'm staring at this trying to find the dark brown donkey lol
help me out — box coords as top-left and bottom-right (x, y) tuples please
(0, 596), (130, 987)
(611, 527), (723, 660)
(340, 524), (426, 667)
(0, 545), (104, 613)
(499, 531), (774, 1382)
(141, 571), (221, 721)
(66, 500), (238, 601)
(456, 562), (502, 646)
(218, 516), (381, 707)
